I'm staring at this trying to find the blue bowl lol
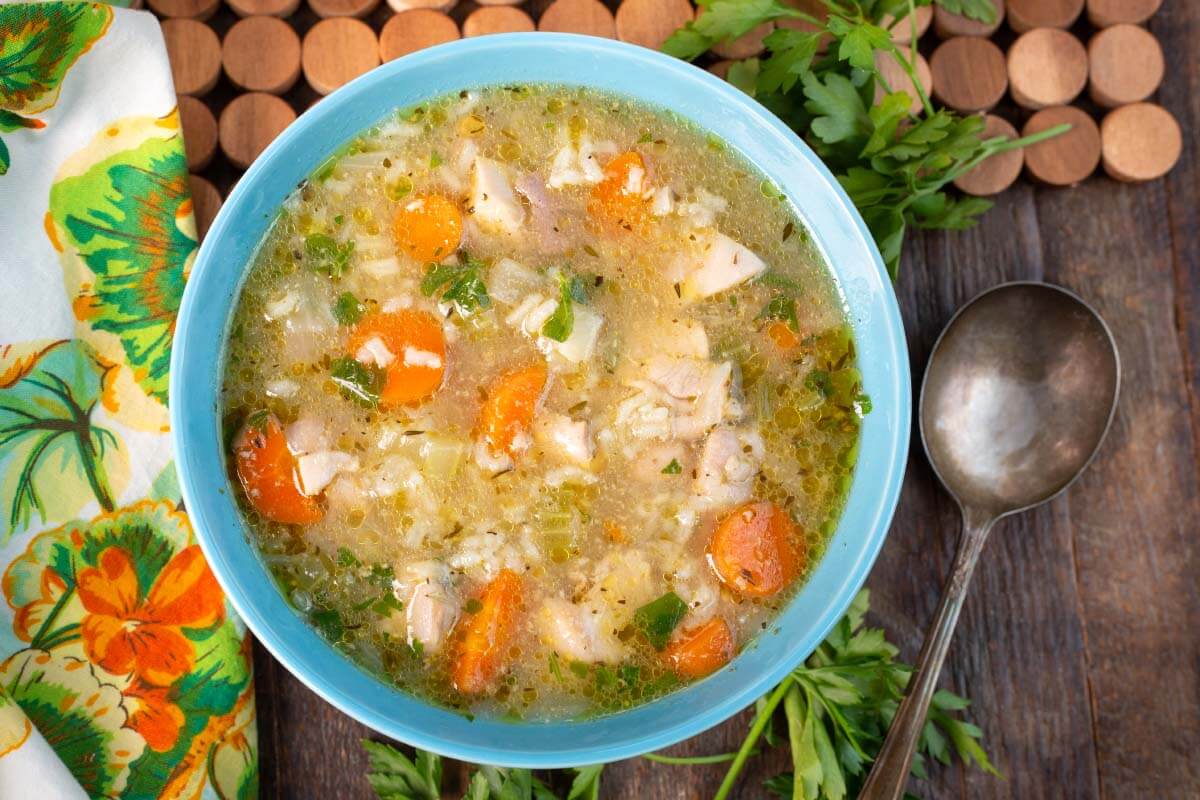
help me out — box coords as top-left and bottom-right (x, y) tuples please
(171, 33), (909, 768)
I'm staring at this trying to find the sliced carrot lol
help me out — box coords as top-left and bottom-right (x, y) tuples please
(477, 363), (548, 460)
(604, 521), (627, 544)
(451, 569), (524, 694)
(393, 193), (462, 263)
(233, 413), (323, 525)
(707, 501), (803, 598)
(663, 617), (735, 679)
(588, 151), (651, 232)
(347, 309), (446, 407)
(766, 321), (800, 351)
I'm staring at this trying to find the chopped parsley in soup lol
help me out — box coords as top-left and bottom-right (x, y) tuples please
(222, 85), (868, 719)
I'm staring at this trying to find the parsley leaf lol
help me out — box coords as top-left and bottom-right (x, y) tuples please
(332, 291), (365, 325)
(420, 255), (492, 315)
(758, 294), (800, 332)
(304, 232), (354, 278)
(330, 356), (384, 407)
(336, 546), (360, 568)
(661, 458), (683, 475)
(363, 740), (442, 800)
(542, 270), (576, 343)
(634, 591), (689, 650)
(937, 0), (998, 23)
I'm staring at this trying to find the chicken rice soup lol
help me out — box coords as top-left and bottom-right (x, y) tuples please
(222, 85), (867, 719)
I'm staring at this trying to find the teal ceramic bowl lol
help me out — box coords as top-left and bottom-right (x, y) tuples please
(171, 33), (910, 768)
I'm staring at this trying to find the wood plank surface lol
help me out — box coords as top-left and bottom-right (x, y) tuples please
(192, 2), (1200, 798)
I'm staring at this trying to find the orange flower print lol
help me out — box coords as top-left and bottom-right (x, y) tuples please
(125, 679), (186, 752)
(77, 544), (224, 688)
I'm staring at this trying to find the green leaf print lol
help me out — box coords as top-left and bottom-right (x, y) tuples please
(0, 340), (125, 539)
(0, 2), (112, 115)
(49, 134), (195, 407)
(1, 649), (145, 797)
(0, 2), (111, 175)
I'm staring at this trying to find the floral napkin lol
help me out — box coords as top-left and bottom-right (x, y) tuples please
(0, 3), (258, 798)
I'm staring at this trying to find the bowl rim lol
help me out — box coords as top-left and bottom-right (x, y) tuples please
(171, 32), (910, 768)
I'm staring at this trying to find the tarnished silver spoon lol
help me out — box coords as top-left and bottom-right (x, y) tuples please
(859, 282), (1120, 800)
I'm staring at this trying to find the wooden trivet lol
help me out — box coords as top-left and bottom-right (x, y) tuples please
(615, 0), (693, 51)
(934, 0), (1004, 37)
(1087, 0), (1162, 27)
(954, 115), (1023, 196)
(1023, 105), (1101, 186)
(188, 174), (222, 239)
(223, 16), (302, 94)
(1100, 102), (1182, 182)
(219, 92), (298, 168)
(463, 6), (535, 37)
(303, 17), (381, 92)
(161, 18), (221, 96)
(1007, 0), (1084, 31)
(1007, 27), (1089, 110)
(538, 0), (615, 38)
(379, 9), (459, 61)
(178, 94), (218, 171)
(1088, 23), (1164, 108)
(930, 36), (1007, 113)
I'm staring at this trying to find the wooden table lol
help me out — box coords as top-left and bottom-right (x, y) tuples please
(248, 4), (1200, 798)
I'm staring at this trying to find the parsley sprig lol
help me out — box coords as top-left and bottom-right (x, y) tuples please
(665, 0), (1068, 277)
(421, 254), (492, 315)
(362, 591), (993, 800)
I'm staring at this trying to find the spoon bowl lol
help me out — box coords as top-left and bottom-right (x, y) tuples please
(860, 282), (1119, 800)
(920, 282), (1121, 518)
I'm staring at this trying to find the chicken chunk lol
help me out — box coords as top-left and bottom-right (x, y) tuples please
(693, 427), (765, 509)
(384, 561), (460, 653)
(295, 450), (359, 496)
(534, 414), (594, 466)
(537, 597), (623, 664)
(471, 157), (525, 234)
(680, 231), (767, 301)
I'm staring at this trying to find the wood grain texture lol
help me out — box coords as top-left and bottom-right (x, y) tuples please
(181, 1), (1199, 797)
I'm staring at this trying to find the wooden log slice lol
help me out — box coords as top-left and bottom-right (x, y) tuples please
(219, 92), (297, 169)
(954, 115), (1024, 196)
(935, 0), (1004, 37)
(162, 19), (222, 97)
(178, 95), (218, 171)
(1007, 0), (1084, 31)
(1022, 105), (1101, 186)
(1007, 27), (1089, 110)
(615, 0), (694, 51)
(223, 16), (303, 95)
(882, 5), (932, 44)
(148, 0), (220, 20)
(379, 9), (460, 61)
(875, 50), (934, 115)
(464, 6), (535, 36)
(1087, 23), (1164, 108)
(308, 0), (380, 19)
(188, 175), (222, 240)
(386, 0), (457, 12)
(1100, 102), (1182, 182)
(1087, 0), (1162, 27)
(302, 17), (381, 93)
(931, 36), (1007, 113)
(538, 0), (615, 38)
(227, 0), (301, 17)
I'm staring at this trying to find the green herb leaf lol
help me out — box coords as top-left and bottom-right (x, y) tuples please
(757, 295), (800, 332)
(567, 764), (604, 800)
(937, 0), (998, 24)
(661, 458), (683, 475)
(634, 591), (689, 650)
(333, 291), (365, 325)
(336, 546), (360, 568)
(542, 271), (576, 343)
(430, 152), (444, 168)
(312, 608), (344, 641)
(420, 255), (492, 315)
(330, 356), (384, 407)
(304, 232), (354, 278)
(371, 592), (404, 617)
(363, 739), (442, 800)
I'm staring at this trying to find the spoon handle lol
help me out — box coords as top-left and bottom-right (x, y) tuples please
(858, 509), (995, 800)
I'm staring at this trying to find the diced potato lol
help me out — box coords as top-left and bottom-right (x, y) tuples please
(680, 231), (767, 301)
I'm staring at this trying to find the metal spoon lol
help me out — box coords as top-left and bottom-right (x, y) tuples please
(859, 282), (1120, 800)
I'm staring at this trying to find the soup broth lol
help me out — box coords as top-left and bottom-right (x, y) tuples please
(222, 84), (866, 719)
